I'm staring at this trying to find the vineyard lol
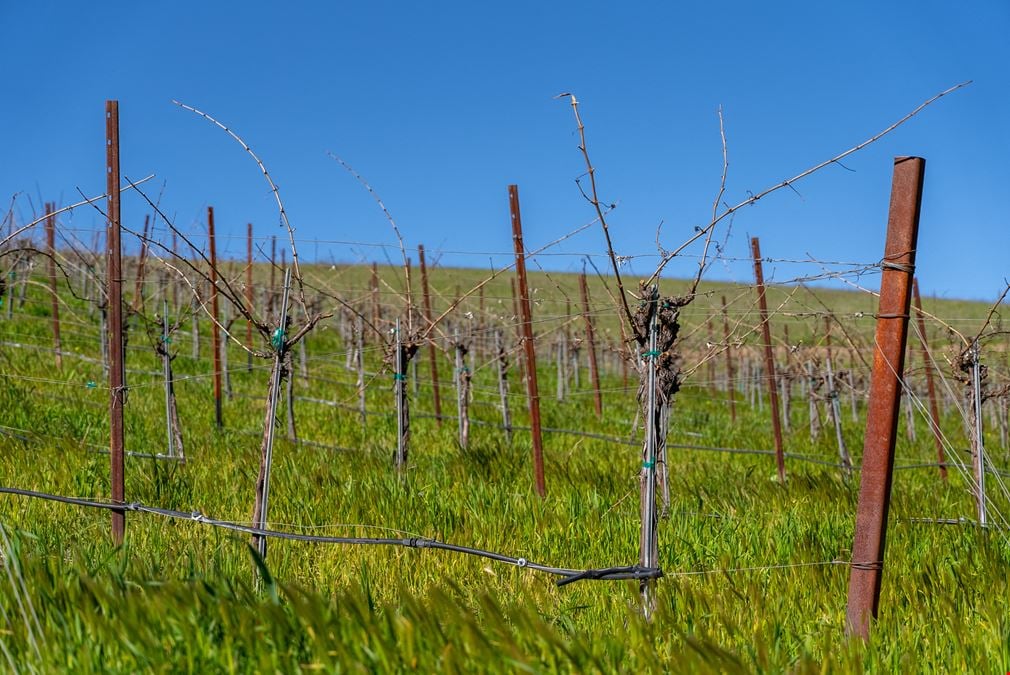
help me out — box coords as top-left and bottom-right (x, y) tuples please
(1, 96), (1009, 673)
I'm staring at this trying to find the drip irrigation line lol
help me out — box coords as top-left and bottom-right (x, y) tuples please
(0, 486), (660, 587)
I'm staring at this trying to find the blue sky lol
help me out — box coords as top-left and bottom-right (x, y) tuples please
(2, 1), (1008, 301)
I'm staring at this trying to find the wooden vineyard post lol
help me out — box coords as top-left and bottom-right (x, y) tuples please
(268, 236), (277, 317)
(508, 185), (546, 497)
(355, 314), (367, 429)
(106, 100), (126, 546)
(912, 279), (947, 481)
(246, 223), (254, 371)
(161, 300), (185, 461)
(417, 245), (442, 426)
(252, 268), (292, 561)
(132, 215), (149, 313)
(967, 341), (987, 526)
(846, 156), (925, 640)
(579, 272), (603, 418)
(222, 303), (233, 400)
(510, 277), (524, 382)
(639, 287), (660, 617)
(370, 262), (380, 335)
(721, 295), (736, 422)
(45, 203), (63, 369)
(824, 318), (853, 477)
(394, 318), (409, 472)
(495, 329), (513, 443)
(286, 355), (298, 443)
(454, 331), (471, 449)
(751, 237), (786, 482)
(781, 325), (792, 432)
(207, 207), (223, 429)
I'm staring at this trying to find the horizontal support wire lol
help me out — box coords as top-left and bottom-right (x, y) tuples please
(0, 485), (657, 587)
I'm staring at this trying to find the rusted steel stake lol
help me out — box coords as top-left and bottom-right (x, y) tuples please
(509, 185), (546, 497)
(417, 245), (442, 426)
(207, 207), (223, 429)
(846, 156), (925, 641)
(912, 279), (947, 481)
(751, 237), (786, 481)
(106, 100), (126, 546)
(579, 272), (603, 418)
(45, 203), (63, 369)
(721, 295), (737, 422)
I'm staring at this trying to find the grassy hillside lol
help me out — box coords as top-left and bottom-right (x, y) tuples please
(0, 260), (1007, 672)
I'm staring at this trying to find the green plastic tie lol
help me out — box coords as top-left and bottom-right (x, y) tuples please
(393, 373), (406, 381)
(271, 327), (285, 350)
(643, 350), (661, 359)
(162, 335), (172, 344)
(86, 381), (97, 389)
(641, 460), (656, 469)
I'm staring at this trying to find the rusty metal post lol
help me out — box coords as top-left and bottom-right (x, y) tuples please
(509, 185), (546, 497)
(751, 237), (786, 481)
(912, 279), (947, 481)
(246, 223), (254, 371)
(106, 101), (126, 545)
(207, 207), (223, 429)
(721, 295), (737, 422)
(45, 203), (63, 369)
(579, 272), (603, 418)
(417, 245), (443, 425)
(846, 156), (925, 640)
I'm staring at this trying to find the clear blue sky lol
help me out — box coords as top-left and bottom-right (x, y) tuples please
(2, 1), (1007, 301)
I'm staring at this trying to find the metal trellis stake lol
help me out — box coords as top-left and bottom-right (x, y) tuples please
(751, 237), (786, 482)
(846, 156), (925, 641)
(508, 184), (546, 497)
(106, 100), (126, 546)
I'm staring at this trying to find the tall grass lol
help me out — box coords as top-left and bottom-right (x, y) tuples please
(0, 263), (1007, 672)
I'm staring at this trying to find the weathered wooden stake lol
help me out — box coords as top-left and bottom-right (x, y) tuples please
(252, 268), (291, 561)
(495, 329), (512, 444)
(355, 314), (366, 429)
(246, 223), (254, 371)
(207, 207), (223, 429)
(721, 296), (736, 422)
(394, 318), (409, 472)
(454, 332), (470, 449)
(132, 215), (149, 314)
(968, 341), (987, 526)
(45, 203), (63, 369)
(639, 287), (660, 617)
(161, 300), (185, 461)
(370, 262), (380, 335)
(912, 279), (947, 481)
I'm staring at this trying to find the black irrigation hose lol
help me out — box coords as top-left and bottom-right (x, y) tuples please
(0, 486), (661, 587)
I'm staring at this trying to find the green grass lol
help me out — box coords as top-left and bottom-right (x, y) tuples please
(0, 262), (1007, 672)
